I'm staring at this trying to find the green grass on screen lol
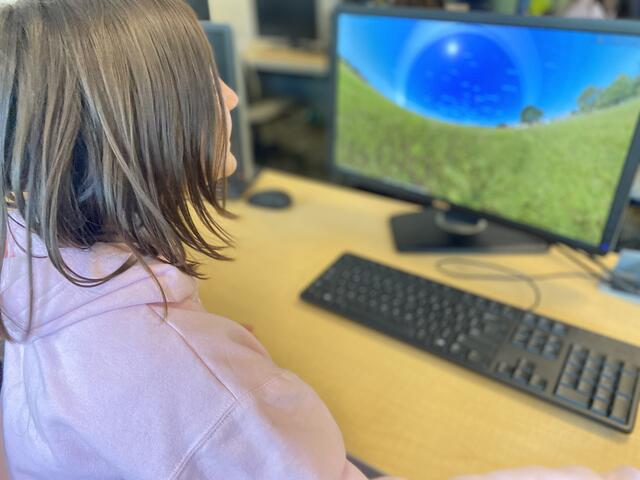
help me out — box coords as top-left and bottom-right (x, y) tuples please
(336, 61), (640, 245)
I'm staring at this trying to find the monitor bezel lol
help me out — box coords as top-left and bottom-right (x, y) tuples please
(328, 5), (640, 255)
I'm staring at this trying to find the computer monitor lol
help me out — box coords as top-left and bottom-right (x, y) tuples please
(331, 6), (640, 254)
(201, 22), (256, 197)
(255, 0), (318, 44)
(186, 0), (210, 20)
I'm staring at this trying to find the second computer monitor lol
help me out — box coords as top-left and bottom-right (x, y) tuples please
(332, 7), (640, 254)
(255, 0), (318, 44)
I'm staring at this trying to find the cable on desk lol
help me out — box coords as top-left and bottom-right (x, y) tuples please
(436, 246), (640, 315)
(555, 245), (609, 282)
(434, 256), (598, 312)
(435, 258), (541, 312)
(557, 244), (640, 295)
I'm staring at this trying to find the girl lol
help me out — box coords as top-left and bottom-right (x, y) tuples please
(0, 0), (395, 477)
(0, 1), (636, 479)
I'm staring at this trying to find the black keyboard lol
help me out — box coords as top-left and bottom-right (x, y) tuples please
(301, 253), (640, 433)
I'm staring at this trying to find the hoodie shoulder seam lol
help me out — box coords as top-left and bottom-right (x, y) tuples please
(167, 371), (289, 480)
(147, 304), (239, 402)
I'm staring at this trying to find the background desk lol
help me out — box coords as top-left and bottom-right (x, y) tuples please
(242, 41), (331, 179)
(243, 41), (330, 77)
(196, 169), (640, 480)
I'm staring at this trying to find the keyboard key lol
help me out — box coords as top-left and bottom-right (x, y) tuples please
(482, 323), (505, 338)
(529, 374), (547, 391)
(513, 368), (531, 384)
(527, 343), (543, 355)
(482, 312), (500, 323)
(542, 344), (560, 360)
(602, 361), (622, 379)
(522, 313), (537, 326)
(513, 337), (528, 349)
(570, 345), (589, 361)
(584, 358), (601, 373)
(555, 385), (590, 408)
(434, 338), (448, 349)
(577, 380), (594, 396)
(560, 372), (578, 388)
(463, 336), (494, 356)
(449, 342), (464, 356)
(517, 325), (534, 337)
(617, 370), (637, 399)
(516, 358), (535, 375)
(548, 335), (562, 346)
(594, 386), (613, 404)
(495, 361), (514, 377)
(551, 322), (567, 336)
(467, 350), (484, 364)
(537, 317), (552, 332)
(599, 376), (616, 392)
(501, 305), (518, 318)
(591, 398), (610, 416)
(565, 363), (581, 378)
(581, 370), (598, 386)
(531, 331), (547, 343)
(610, 395), (631, 424)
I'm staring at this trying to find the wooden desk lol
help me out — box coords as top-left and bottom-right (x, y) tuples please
(243, 41), (330, 77)
(196, 169), (640, 480)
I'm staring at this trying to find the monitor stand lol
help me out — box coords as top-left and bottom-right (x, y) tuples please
(390, 209), (550, 253)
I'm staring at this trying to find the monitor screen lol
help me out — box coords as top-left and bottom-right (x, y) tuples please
(333, 10), (640, 252)
(255, 0), (318, 41)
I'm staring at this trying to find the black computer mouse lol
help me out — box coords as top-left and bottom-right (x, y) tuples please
(247, 190), (292, 210)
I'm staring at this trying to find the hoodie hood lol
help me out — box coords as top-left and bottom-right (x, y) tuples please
(1, 214), (198, 343)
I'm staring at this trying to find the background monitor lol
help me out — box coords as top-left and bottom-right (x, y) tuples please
(331, 6), (640, 254)
(186, 0), (210, 20)
(202, 22), (256, 197)
(255, 0), (318, 43)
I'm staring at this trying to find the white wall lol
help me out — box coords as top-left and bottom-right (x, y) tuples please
(209, 0), (340, 50)
(209, 0), (255, 51)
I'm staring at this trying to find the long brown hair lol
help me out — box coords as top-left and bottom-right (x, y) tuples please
(0, 0), (232, 339)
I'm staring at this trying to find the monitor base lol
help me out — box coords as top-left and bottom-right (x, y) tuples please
(391, 209), (550, 253)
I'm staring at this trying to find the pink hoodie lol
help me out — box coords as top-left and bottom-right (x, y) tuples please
(0, 215), (373, 480)
(2, 214), (638, 480)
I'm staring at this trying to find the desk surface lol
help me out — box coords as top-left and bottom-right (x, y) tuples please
(196, 169), (640, 480)
(243, 41), (330, 76)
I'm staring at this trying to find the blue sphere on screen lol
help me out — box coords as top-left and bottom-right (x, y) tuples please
(403, 33), (525, 126)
